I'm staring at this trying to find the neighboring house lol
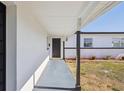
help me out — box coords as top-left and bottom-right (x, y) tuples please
(65, 32), (124, 59)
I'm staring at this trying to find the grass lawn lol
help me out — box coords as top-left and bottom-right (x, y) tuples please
(66, 60), (124, 91)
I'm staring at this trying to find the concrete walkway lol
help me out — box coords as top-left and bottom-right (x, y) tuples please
(33, 60), (75, 91)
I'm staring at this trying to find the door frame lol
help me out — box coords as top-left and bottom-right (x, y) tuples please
(49, 36), (64, 59)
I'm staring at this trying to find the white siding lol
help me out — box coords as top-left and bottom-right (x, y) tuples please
(17, 6), (48, 90)
(80, 49), (124, 58)
(65, 34), (124, 58)
(65, 34), (76, 47)
(6, 4), (17, 91)
(65, 49), (76, 58)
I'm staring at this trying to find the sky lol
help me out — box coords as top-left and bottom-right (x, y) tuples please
(81, 2), (124, 32)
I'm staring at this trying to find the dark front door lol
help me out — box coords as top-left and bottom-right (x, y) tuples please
(52, 38), (61, 58)
(0, 2), (6, 91)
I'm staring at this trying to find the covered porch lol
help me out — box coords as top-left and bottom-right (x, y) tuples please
(1, 1), (121, 91)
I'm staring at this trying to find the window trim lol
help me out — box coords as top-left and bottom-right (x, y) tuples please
(112, 38), (124, 47)
(84, 38), (93, 48)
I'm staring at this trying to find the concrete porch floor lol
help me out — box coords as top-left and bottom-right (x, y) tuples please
(33, 60), (75, 91)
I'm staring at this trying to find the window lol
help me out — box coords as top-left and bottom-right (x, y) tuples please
(112, 38), (120, 47)
(84, 38), (93, 47)
(112, 38), (124, 47)
(121, 38), (124, 47)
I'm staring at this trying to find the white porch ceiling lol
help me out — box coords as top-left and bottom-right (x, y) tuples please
(15, 1), (120, 37)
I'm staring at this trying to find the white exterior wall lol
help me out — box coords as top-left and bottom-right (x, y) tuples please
(6, 4), (17, 91)
(65, 34), (76, 47)
(65, 34), (124, 58)
(80, 49), (124, 58)
(17, 6), (48, 90)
